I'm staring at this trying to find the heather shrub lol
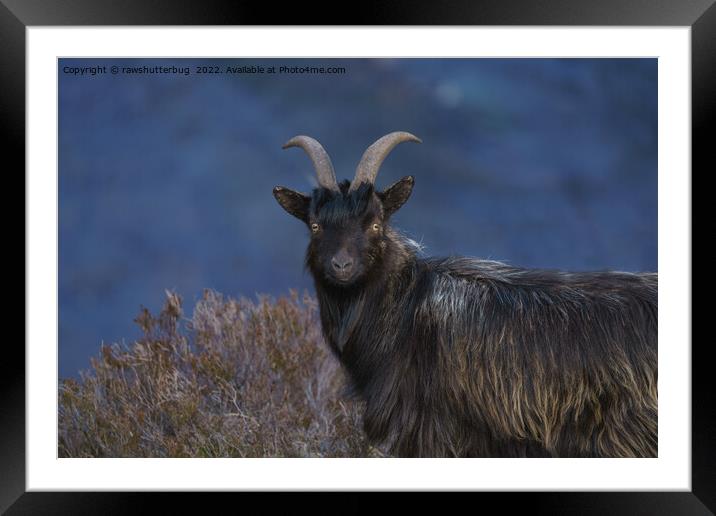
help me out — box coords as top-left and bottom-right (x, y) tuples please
(58, 289), (384, 457)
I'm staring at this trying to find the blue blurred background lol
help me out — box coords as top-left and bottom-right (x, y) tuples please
(59, 58), (657, 378)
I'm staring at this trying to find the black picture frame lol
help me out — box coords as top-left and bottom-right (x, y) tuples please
(7, 1), (710, 513)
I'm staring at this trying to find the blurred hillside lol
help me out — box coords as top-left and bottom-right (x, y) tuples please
(59, 58), (657, 378)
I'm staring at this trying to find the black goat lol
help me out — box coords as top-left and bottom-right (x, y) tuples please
(273, 132), (657, 457)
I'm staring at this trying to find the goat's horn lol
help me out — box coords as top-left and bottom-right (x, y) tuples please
(349, 132), (421, 192)
(282, 135), (339, 192)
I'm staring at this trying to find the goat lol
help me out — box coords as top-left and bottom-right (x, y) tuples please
(273, 132), (657, 457)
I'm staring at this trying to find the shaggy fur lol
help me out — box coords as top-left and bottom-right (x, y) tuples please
(275, 171), (657, 458)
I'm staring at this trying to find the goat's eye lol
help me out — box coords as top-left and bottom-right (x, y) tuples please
(311, 223), (320, 233)
(372, 223), (381, 232)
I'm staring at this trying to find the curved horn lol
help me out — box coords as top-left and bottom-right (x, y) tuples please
(349, 131), (421, 192)
(282, 135), (339, 191)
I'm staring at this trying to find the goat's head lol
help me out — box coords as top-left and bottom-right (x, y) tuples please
(273, 132), (421, 287)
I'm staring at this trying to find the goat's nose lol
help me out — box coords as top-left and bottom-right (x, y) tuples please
(331, 255), (354, 272)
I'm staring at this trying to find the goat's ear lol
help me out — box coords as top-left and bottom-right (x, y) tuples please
(273, 186), (310, 222)
(378, 176), (414, 216)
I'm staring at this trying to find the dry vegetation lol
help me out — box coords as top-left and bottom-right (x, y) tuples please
(58, 290), (384, 457)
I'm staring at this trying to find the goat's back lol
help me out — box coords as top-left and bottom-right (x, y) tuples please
(381, 257), (657, 457)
